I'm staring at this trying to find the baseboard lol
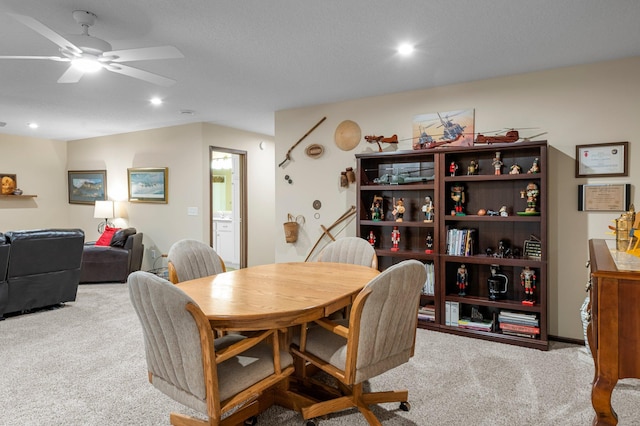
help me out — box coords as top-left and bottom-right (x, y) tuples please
(549, 335), (585, 346)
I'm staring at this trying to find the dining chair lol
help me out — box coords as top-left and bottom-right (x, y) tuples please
(290, 259), (426, 426)
(167, 239), (226, 284)
(128, 271), (294, 426)
(316, 236), (378, 269)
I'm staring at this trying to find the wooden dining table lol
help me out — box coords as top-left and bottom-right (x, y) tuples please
(176, 261), (380, 331)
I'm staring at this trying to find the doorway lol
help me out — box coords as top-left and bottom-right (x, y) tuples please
(210, 146), (247, 269)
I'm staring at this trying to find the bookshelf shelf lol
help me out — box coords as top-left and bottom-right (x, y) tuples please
(356, 140), (548, 350)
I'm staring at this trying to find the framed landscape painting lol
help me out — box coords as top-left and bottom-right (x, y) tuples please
(68, 170), (107, 204)
(128, 167), (168, 203)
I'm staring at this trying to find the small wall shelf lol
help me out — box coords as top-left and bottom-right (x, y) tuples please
(0, 194), (37, 199)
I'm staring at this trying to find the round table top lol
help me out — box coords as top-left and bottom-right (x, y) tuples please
(176, 262), (379, 330)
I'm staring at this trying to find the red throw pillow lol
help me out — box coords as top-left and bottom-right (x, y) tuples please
(96, 226), (120, 246)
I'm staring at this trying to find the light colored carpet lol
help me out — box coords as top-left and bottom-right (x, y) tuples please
(1, 283), (639, 426)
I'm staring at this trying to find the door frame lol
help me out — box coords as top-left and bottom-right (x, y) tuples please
(209, 146), (247, 269)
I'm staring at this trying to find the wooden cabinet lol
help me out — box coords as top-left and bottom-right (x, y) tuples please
(356, 140), (548, 350)
(587, 239), (640, 426)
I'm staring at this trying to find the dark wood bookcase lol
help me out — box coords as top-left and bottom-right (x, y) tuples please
(356, 140), (548, 350)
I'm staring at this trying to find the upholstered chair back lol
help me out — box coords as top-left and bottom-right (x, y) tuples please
(317, 237), (378, 269)
(167, 239), (225, 283)
(128, 270), (210, 413)
(351, 259), (425, 383)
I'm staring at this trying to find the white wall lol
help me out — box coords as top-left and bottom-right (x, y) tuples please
(0, 134), (69, 230)
(275, 56), (640, 340)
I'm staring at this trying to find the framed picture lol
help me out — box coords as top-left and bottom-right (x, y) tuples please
(575, 141), (628, 178)
(67, 170), (107, 204)
(1, 173), (17, 195)
(128, 167), (168, 203)
(578, 183), (631, 211)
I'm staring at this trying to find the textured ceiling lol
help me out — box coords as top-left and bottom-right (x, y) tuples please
(1, 0), (639, 141)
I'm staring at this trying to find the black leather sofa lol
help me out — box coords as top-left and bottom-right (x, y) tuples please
(79, 228), (144, 283)
(0, 229), (85, 318)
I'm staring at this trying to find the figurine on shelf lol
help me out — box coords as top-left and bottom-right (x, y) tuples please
(519, 182), (540, 215)
(499, 205), (509, 217)
(457, 264), (468, 296)
(370, 195), (384, 221)
(449, 161), (458, 176)
(425, 232), (434, 254)
(509, 164), (522, 174)
(527, 157), (540, 174)
(467, 160), (478, 175)
(1, 175), (16, 195)
(391, 226), (400, 251)
(520, 266), (536, 305)
(367, 230), (376, 247)
(422, 196), (434, 223)
(492, 151), (503, 175)
(450, 183), (465, 216)
(392, 197), (405, 222)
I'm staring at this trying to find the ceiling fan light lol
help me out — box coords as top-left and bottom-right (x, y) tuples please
(71, 56), (102, 73)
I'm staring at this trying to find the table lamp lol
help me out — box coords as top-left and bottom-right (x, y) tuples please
(94, 200), (114, 233)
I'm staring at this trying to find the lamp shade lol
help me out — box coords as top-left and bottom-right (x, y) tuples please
(94, 200), (114, 219)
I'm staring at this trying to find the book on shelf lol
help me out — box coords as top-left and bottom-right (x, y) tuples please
(418, 313), (435, 322)
(445, 228), (476, 256)
(422, 262), (435, 295)
(446, 301), (459, 327)
(498, 310), (539, 327)
(501, 330), (538, 339)
(499, 322), (540, 334)
(458, 317), (493, 331)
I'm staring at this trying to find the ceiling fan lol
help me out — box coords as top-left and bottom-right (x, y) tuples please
(0, 10), (184, 86)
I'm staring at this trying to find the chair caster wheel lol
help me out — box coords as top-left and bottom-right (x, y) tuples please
(400, 401), (411, 411)
(244, 416), (257, 425)
(305, 419), (317, 426)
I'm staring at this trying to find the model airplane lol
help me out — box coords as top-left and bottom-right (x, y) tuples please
(365, 134), (398, 151)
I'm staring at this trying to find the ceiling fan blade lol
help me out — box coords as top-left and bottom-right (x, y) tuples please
(104, 45), (184, 63)
(8, 13), (82, 55)
(105, 63), (176, 87)
(57, 66), (85, 84)
(0, 55), (69, 62)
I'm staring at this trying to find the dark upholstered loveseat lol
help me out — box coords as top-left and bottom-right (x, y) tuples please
(0, 229), (85, 318)
(79, 228), (143, 283)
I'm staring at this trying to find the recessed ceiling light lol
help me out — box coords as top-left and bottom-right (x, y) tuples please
(150, 97), (163, 106)
(397, 43), (415, 56)
(27, 122), (39, 129)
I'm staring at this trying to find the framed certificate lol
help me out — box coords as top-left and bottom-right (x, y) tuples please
(578, 183), (631, 211)
(575, 142), (628, 177)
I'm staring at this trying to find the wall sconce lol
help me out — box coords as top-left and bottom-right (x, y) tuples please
(94, 200), (115, 233)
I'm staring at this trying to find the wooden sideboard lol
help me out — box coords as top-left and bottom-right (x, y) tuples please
(587, 239), (640, 426)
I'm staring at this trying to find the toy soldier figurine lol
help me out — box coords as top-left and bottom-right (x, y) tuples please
(367, 230), (376, 247)
(425, 233), (434, 254)
(391, 226), (400, 252)
(492, 151), (503, 175)
(520, 266), (536, 305)
(422, 196), (434, 222)
(457, 264), (468, 296)
(450, 183), (465, 216)
(392, 197), (405, 222)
